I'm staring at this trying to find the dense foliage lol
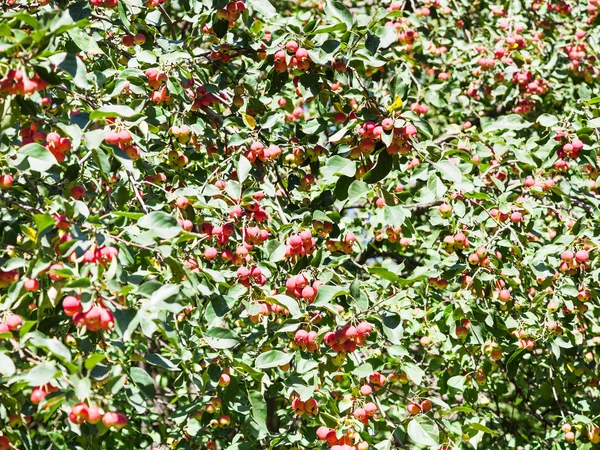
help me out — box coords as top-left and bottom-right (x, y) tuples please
(2, 0), (600, 448)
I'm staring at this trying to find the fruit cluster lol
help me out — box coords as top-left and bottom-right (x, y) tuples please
(316, 426), (369, 450)
(326, 233), (357, 254)
(72, 405), (126, 430)
(560, 249), (590, 273)
(285, 273), (322, 303)
(82, 245), (119, 267)
(236, 265), (267, 287)
(0, 313), (23, 337)
(62, 297), (115, 332)
(285, 231), (317, 259)
(0, 269), (19, 288)
(274, 42), (311, 72)
(90, 0), (118, 7)
(104, 129), (140, 161)
(215, 1), (246, 24)
(290, 394), (318, 416)
(191, 86), (220, 110)
(0, 69), (48, 96)
(324, 322), (372, 353)
(293, 329), (318, 352)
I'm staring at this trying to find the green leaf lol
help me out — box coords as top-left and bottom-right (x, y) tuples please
(84, 129), (106, 150)
(447, 375), (467, 391)
(383, 204), (407, 227)
(238, 155), (252, 184)
(348, 180), (369, 204)
(204, 327), (241, 349)
(24, 362), (59, 386)
(434, 160), (462, 184)
(321, 156), (356, 181)
(11, 143), (58, 173)
(74, 377), (92, 399)
(269, 294), (301, 318)
(588, 117), (600, 128)
(67, 28), (102, 54)
(33, 213), (56, 234)
(145, 353), (180, 371)
(89, 105), (138, 120)
(403, 362), (424, 385)
(248, 389), (269, 433)
(138, 211), (181, 239)
(537, 114), (558, 127)
(363, 150), (392, 184)
(0, 353), (15, 377)
(382, 313), (403, 344)
(579, 84), (592, 101)
(470, 422), (498, 435)
(84, 353), (105, 371)
(481, 114), (532, 133)
(131, 366), (155, 397)
(365, 32), (380, 54)
(248, 0), (276, 18)
(26, 332), (72, 363)
(313, 285), (348, 306)
(325, 0), (353, 28)
(48, 52), (89, 89)
(255, 350), (293, 369)
(407, 418), (439, 446)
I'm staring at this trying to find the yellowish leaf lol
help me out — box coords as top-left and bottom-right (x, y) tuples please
(389, 95), (403, 113)
(242, 114), (256, 129)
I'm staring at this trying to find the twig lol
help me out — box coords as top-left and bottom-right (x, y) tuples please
(549, 365), (566, 421)
(158, 5), (177, 40)
(126, 171), (149, 214)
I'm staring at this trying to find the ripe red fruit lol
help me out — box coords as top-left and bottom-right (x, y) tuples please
(63, 296), (82, 317)
(87, 405), (104, 424)
(498, 289), (511, 302)
(316, 426), (331, 440)
(175, 197), (189, 209)
(70, 185), (85, 200)
(49, 263), (65, 280)
(301, 286), (316, 302)
(24, 278), (40, 291)
(334, 112), (346, 124)
(439, 203), (452, 218)
(364, 402), (377, 416)
(219, 373), (230, 387)
(565, 431), (575, 441)
(356, 321), (372, 336)
(353, 407), (367, 420)
(561, 250), (574, 261)
(6, 314), (22, 331)
(510, 211), (522, 222)
(102, 411), (127, 429)
(304, 398), (318, 415)
(0, 174), (13, 189)
(69, 402), (89, 424)
(360, 384), (373, 396)
(134, 33), (146, 45)
(204, 247), (218, 260)
(286, 41), (299, 54)
(455, 325), (468, 339)
(295, 47), (309, 61)
(0, 436), (9, 450)
(382, 118), (394, 130)
(575, 250), (589, 262)
(420, 399), (432, 413)
(30, 388), (47, 405)
(122, 35), (134, 47)
(407, 402), (420, 415)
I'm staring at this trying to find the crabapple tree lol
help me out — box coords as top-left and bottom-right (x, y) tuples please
(1, 0), (600, 449)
